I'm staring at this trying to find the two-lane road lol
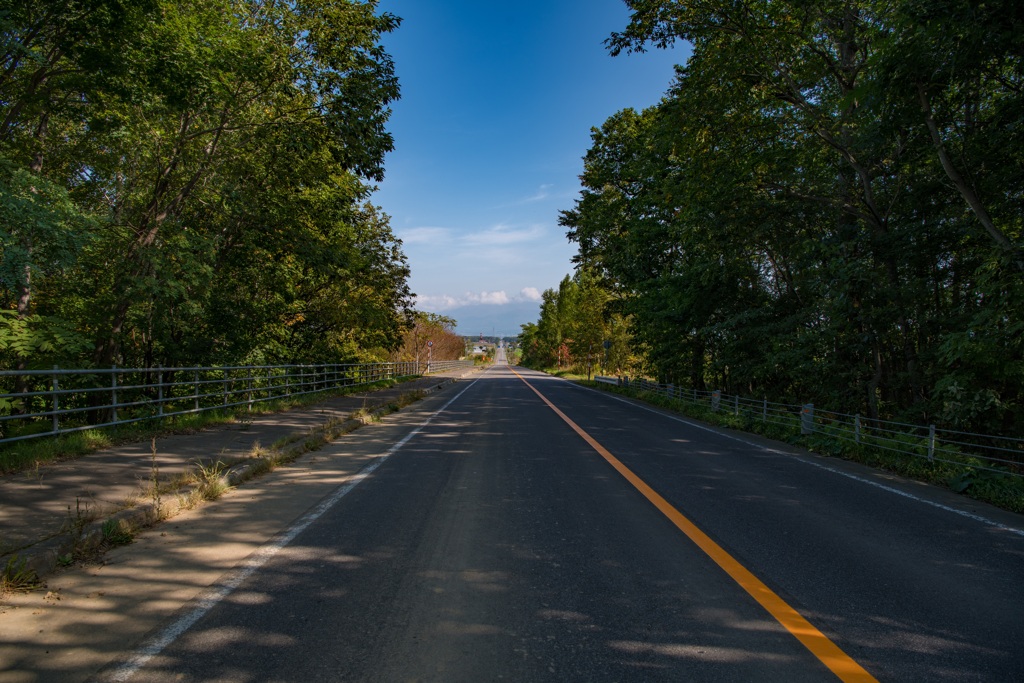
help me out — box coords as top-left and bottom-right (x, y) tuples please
(96, 364), (1023, 682)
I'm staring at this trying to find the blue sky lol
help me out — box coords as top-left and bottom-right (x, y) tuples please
(372, 1), (686, 336)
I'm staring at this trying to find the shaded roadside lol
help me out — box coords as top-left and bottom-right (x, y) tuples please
(0, 367), (480, 582)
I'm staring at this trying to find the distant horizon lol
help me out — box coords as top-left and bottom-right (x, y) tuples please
(441, 300), (541, 338)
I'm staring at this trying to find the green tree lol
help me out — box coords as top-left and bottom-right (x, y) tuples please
(1, 0), (412, 376)
(519, 271), (623, 377)
(549, 0), (1024, 433)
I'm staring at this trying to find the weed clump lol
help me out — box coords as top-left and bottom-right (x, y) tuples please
(101, 518), (135, 546)
(1, 555), (40, 594)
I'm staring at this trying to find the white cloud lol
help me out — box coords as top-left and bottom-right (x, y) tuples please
(472, 291), (510, 305)
(520, 287), (542, 301)
(416, 287), (546, 311)
(415, 294), (462, 310)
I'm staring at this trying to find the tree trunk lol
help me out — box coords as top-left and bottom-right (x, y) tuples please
(917, 84), (1021, 263)
(12, 114), (49, 411)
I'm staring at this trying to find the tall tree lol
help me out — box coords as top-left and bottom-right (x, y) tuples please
(1, 0), (412, 375)
(548, 0), (1024, 432)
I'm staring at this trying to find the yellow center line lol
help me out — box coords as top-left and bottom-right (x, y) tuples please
(511, 368), (878, 683)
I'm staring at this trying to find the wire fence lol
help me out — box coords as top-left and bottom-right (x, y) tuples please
(0, 359), (475, 446)
(596, 376), (1024, 479)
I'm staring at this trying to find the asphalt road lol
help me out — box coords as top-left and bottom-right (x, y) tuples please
(93, 364), (1023, 682)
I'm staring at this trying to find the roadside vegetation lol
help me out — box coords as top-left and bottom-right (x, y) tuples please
(522, 2), (1024, 455)
(0, 377), (412, 475)
(580, 379), (1024, 515)
(0, 381), (431, 578)
(1, 0), (419, 375)
(0, 2), (482, 462)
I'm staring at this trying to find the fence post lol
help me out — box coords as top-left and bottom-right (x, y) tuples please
(223, 370), (229, 408)
(762, 398), (767, 422)
(111, 364), (119, 423)
(855, 414), (861, 444)
(928, 424), (936, 462)
(734, 395), (739, 416)
(712, 390), (721, 412)
(157, 370), (164, 416)
(51, 365), (60, 433)
(801, 403), (814, 435)
(194, 369), (200, 411)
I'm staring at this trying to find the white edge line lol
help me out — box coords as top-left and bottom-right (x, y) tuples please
(103, 373), (485, 682)
(552, 375), (1024, 539)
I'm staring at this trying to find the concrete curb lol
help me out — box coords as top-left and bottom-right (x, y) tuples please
(11, 375), (462, 584)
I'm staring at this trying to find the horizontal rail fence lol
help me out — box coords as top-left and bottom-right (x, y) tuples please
(615, 377), (1024, 479)
(424, 359), (475, 373)
(0, 360), (471, 446)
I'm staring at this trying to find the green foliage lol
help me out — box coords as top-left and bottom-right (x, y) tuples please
(0, 157), (94, 301)
(0, 310), (91, 365)
(101, 518), (134, 546)
(1, 555), (40, 593)
(519, 270), (637, 377)
(588, 381), (1024, 513)
(191, 460), (228, 501)
(0, 0), (412, 372)
(540, 0), (1024, 437)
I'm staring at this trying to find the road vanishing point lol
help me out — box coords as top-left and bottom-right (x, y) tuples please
(2, 357), (1022, 682)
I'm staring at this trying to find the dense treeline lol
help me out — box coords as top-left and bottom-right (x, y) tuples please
(530, 0), (1024, 435)
(519, 271), (634, 375)
(0, 0), (412, 372)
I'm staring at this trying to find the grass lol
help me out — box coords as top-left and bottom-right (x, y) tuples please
(63, 496), (96, 536)
(101, 518), (135, 546)
(194, 460), (230, 500)
(222, 385), (420, 481)
(176, 460), (230, 510)
(581, 380), (1024, 514)
(1, 555), (41, 595)
(548, 369), (589, 381)
(0, 377), (414, 475)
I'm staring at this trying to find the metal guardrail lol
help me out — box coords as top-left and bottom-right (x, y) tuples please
(615, 377), (1024, 478)
(0, 360), (475, 446)
(424, 360), (476, 374)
